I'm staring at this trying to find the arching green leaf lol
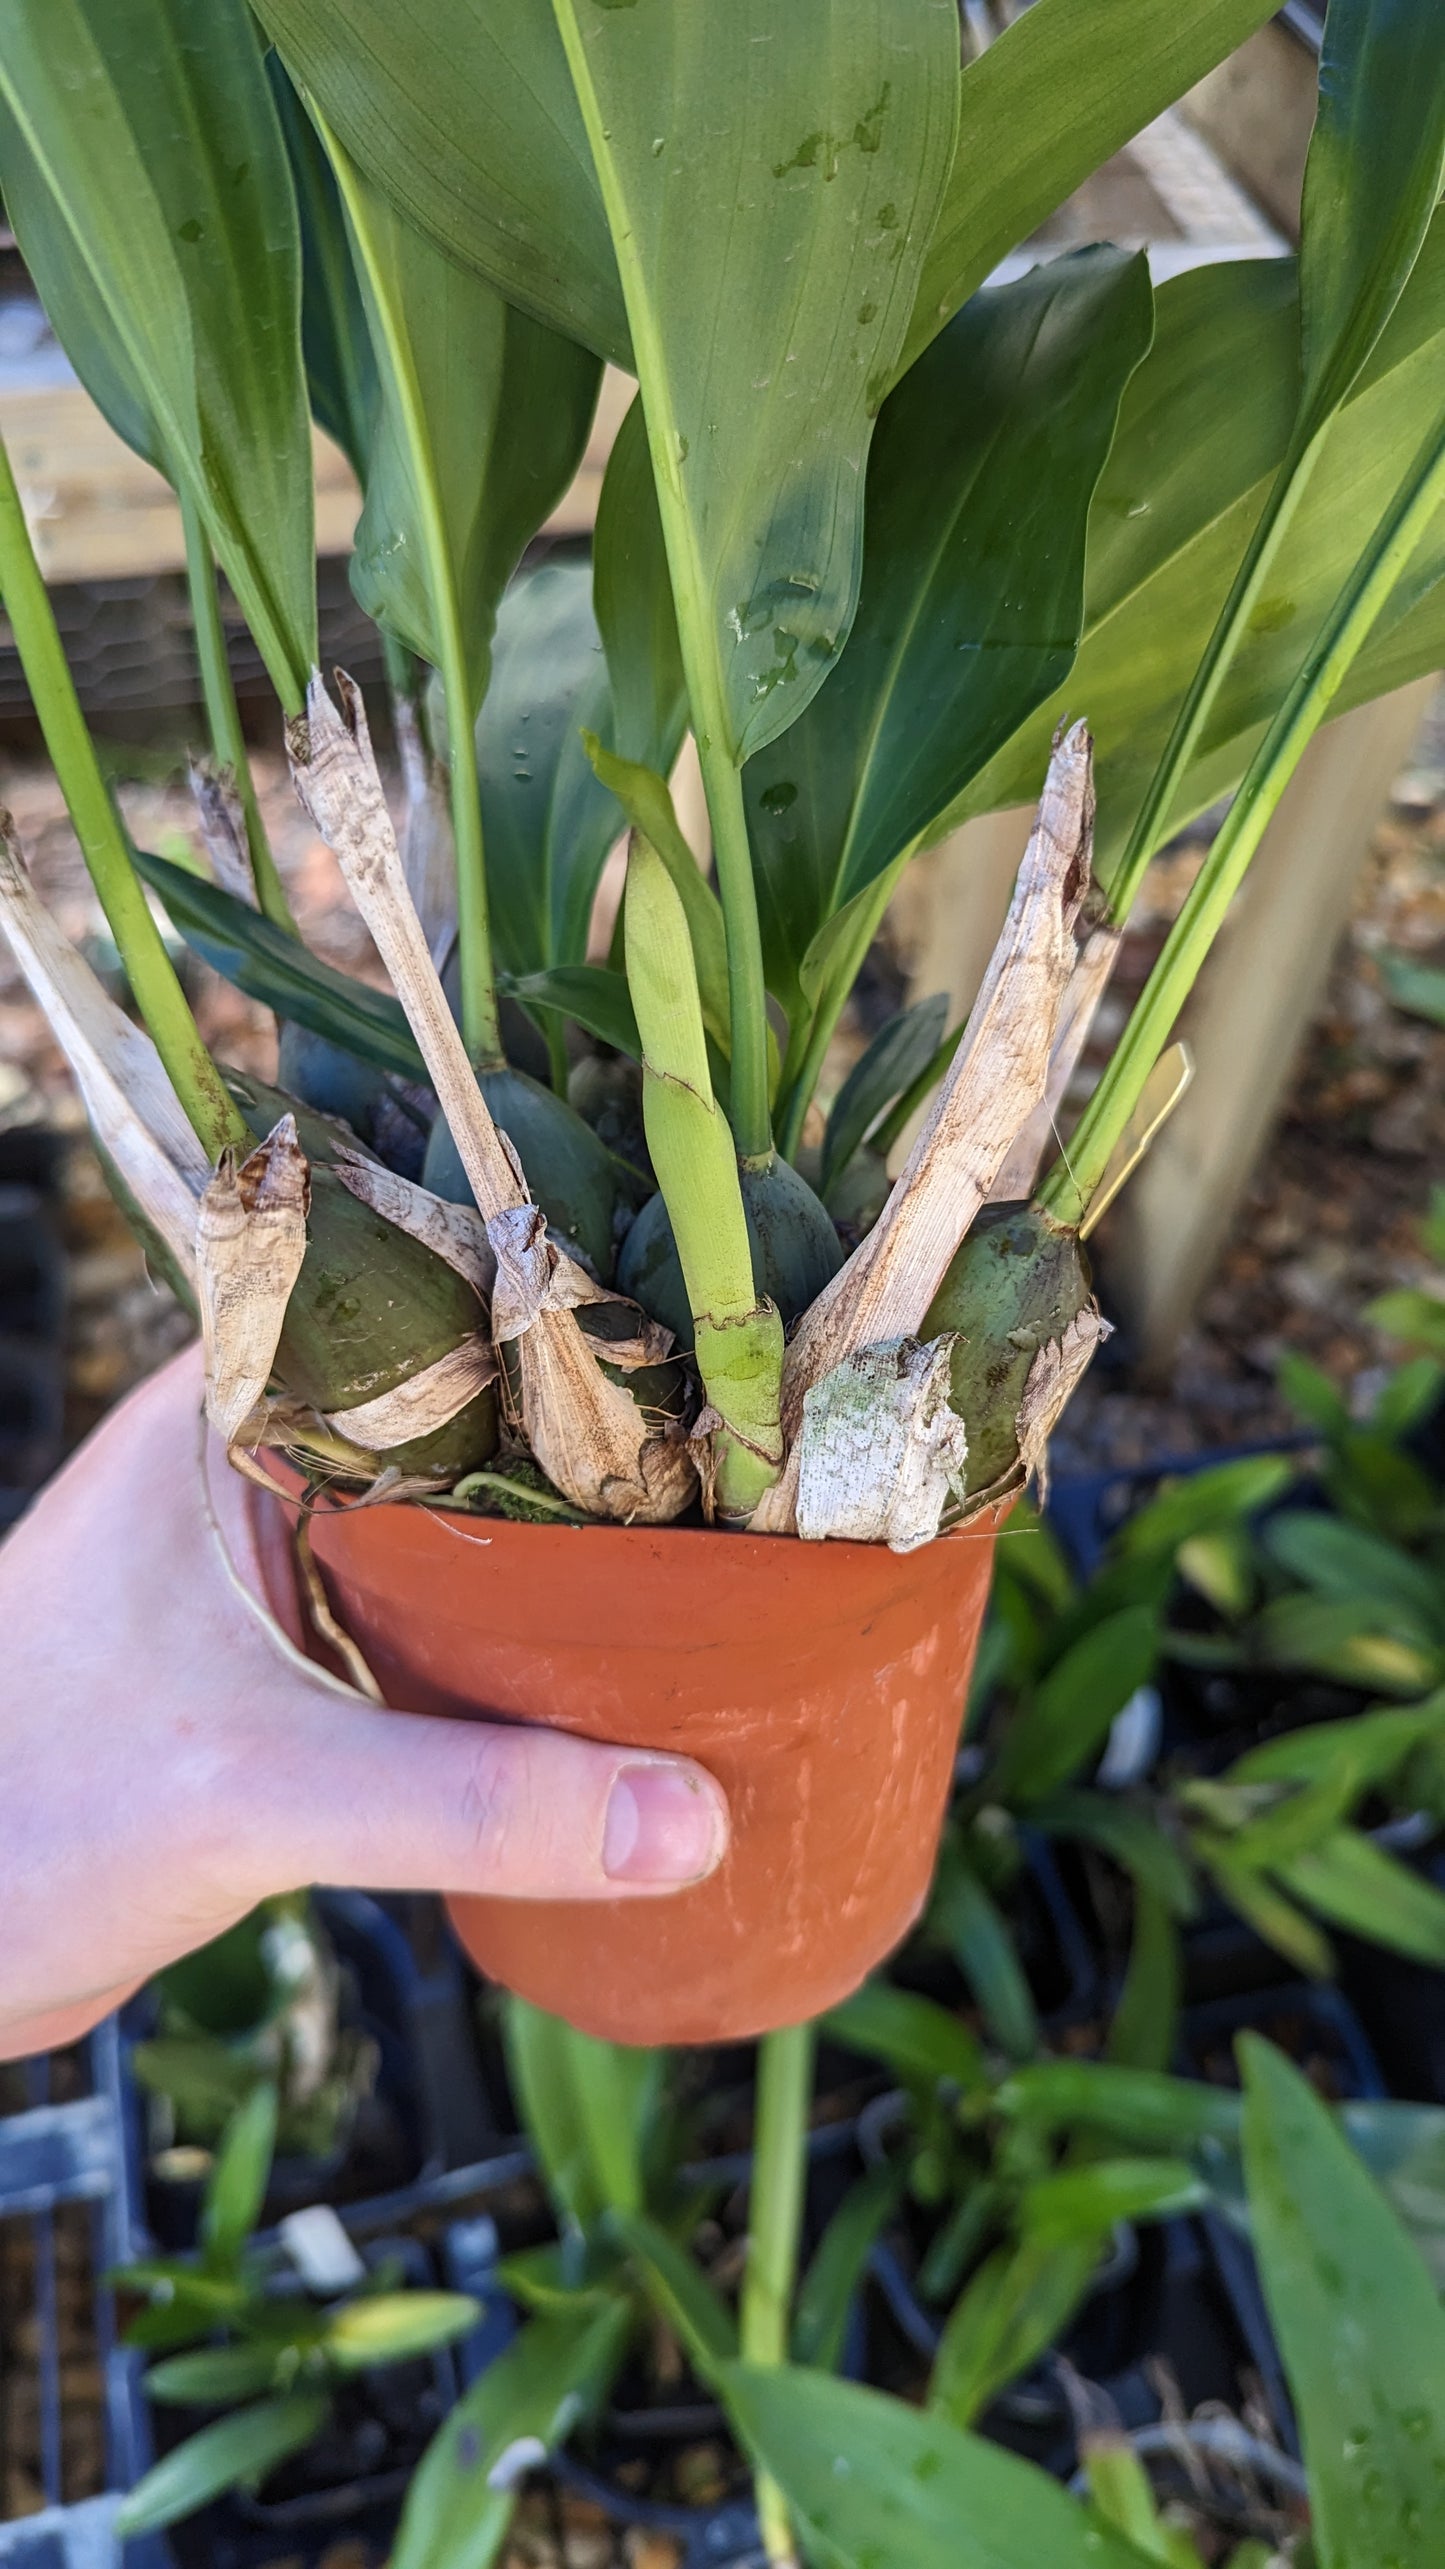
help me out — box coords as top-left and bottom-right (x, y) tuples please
(0, 0), (316, 708)
(724, 2362), (1148, 2567)
(593, 394), (685, 771)
(258, 0), (626, 362)
(1243, 2036), (1445, 2569)
(951, 226), (1445, 868)
(1294, 0), (1445, 443)
(551, 0), (962, 766)
(745, 246), (1152, 1009)
(336, 160), (601, 716)
(479, 564), (622, 982)
(901, 0), (1280, 378)
(267, 53), (378, 484)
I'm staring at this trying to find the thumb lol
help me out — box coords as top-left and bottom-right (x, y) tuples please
(231, 1687), (729, 1905)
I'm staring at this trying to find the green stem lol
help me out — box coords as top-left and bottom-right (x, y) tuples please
(1041, 411), (1445, 1227)
(741, 2023), (815, 2566)
(0, 435), (245, 1160)
(179, 487), (295, 934)
(549, 4), (772, 1160)
(1104, 426), (1326, 922)
(692, 712), (774, 1162)
(319, 112), (503, 1069)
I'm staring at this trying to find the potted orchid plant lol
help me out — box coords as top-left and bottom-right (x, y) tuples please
(0, 0), (1442, 2077)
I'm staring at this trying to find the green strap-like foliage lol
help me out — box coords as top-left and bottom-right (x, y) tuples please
(0, 0), (317, 710)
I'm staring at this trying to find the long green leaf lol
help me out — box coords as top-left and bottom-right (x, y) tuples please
(930, 2234), (1106, 2431)
(391, 2305), (630, 2569)
(1106, 1887), (1182, 2075)
(1295, 0), (1445, 443)
(900, 0), (1278, 376)
(1105, 0), (1445, 910)
(592, 394), (686, 773)
(995, 2063), (1241, 2155)
(1019, 2157), (1206, 2243)
(607, 2209), (737, 2378)
(339, 178), (600, 718)
(821, 995), (948, 1197)
(267, 53), (378, 483)
(1261, 1511), (1445, 1640)
(951, 227), (1445, 869)
(201, 2082), (277, 2273)
(116, 2393), (331, 2536)
(745, 248), (1152, 1029)
(550, 0), (959, 770)
(259, 0), (625, 362)
(481, 567), (642, 985)
(133, 847), (426, 1083)
(992, 1605), (1162, 1807)
(724, 2363), (1148, 2569)
(501, 968), (640, 1066)
(793, 2166), (906, 2375)
(144, 2343), (284, 2407)
(823, 1983), (988, 2101)
(504, 1999), (662, 2232)
(1242, 2035), (1445, 2569)
(1278, 1828), (1445, 1967)
(1031, 1791), (1199, 1919)
(0, 0), (316, 709)
(325, 2292), (480, 2374)
(928, 1846), (1039, 2065)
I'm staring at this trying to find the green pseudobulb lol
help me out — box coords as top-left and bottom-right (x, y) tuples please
(424, 1064), (625, 1283)
(924, 1202), (1093, 1500)
(617, 1152), (843, 1349)
(230, 1073), (497, 1480)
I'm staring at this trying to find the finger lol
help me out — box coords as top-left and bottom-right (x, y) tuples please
(228, 1694), (730, 1906)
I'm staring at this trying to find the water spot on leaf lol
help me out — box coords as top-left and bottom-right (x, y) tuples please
(853, 85), (891, 152)
(177, 217), (203, 244)
(760, 780), (797, 815)
(875, 202), (899, 230)
(1401, 2407), (1431, 2441)
(455, 2423), (481, 2471)
(858, 299), (878, 325)
(775, 131), (825, 179)
(230, 159), (250, 188)
(912, 2448), (943, 2482)
(651, 135), (666, 156)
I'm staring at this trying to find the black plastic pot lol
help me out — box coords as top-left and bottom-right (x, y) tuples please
(0, 1130), (66, 1527)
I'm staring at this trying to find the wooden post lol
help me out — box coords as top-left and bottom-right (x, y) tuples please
(1106, 677), (1438, 1375)
(887, 804), (1035, 1165)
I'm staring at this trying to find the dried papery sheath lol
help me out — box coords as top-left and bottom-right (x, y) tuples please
(751, 724), (1095, 1537)
(795, 1337), (969, 1552)
(188, 759), (255, 905)
(0, 814), (208, 1289)
(1016, 1306), (1110, 1503)
(989, 922), (1121, 1203)
(332, 1147), (494, 1296)
(325, 1334), (498, 1449)
(488, 1203), (696, 1523)
(287, 672), (521, 1221)
(198, 1117), (310, 1446)
(289, 675), (694, 1523)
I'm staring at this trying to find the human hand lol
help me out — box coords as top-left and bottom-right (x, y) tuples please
(0, 1345), (728, 2059)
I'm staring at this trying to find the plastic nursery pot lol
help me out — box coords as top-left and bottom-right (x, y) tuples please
(272, 1481), (1002, 2047)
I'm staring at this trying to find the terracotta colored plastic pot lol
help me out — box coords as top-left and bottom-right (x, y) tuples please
(286, 1488), (1000, 2046)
